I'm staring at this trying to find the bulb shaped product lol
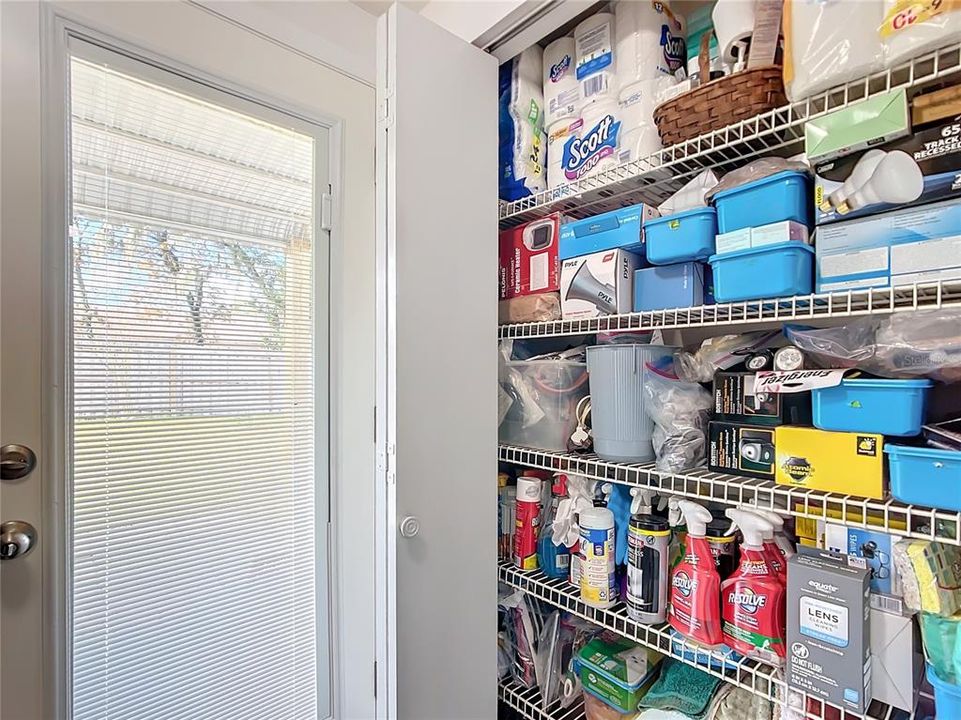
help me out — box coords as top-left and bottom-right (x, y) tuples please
(820, 149), (886, 212)
(840, 150), (924, 214)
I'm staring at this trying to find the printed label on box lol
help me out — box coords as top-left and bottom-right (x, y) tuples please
(800, 596), (849, 648)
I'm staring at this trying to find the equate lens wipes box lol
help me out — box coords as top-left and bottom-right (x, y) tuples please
(788, 550), (872, 716)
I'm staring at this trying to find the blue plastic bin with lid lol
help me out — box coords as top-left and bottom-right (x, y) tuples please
(812, 378), (933, 436)
(928, 663), (961, 717)
(708, 242), (814, 302)
(887, 445), (961, 511)
(644, 207), (716, 264)
(713, 170), (813, 233)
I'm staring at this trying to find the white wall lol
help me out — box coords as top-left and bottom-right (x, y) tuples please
(1, 1), (376, 718)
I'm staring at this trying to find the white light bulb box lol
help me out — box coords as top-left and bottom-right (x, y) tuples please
(559, 203), (658, 260)
(815, 197), (961, 293)
(560, 249), (641, 320)
(787, 550), (872, 716)
(814, 115), (961, 225)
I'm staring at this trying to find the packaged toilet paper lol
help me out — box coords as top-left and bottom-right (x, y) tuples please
(499, 47), (547, 201)
(616, 80), (662, 164)
(544, 37), (582, 125)
(881, 0), (961, 67)
(547, 117), (582, 189)
(614, 0), (687, 89)
(560, 99), (622, 183)
(783, 0), (885, 101)
(575, 12), (616, 101)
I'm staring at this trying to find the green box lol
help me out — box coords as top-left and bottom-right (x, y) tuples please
(805, 89), (910, 164)
(577, 637), (661, 714)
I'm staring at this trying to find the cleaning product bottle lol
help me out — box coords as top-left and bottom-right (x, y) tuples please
(538, 474), (571, 579)
(579, 505), (617, 609)
(706, 517), (739, 581)
(626, 489), (669, 624)
(668, 500), (723, 647)
(514, 476), (542, 571)
(752, 508), (795, 569)
(721, 509), (786, 663)
(746, 507), (787, 584)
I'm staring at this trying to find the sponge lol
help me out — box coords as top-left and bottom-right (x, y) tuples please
(637, 659), (721, 717)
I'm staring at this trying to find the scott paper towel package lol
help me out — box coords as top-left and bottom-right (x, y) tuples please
(614, 0), (686, 89)
(547, 117), (581, 189)
(783, 0), (885, 102)
(560, 98), (622, 183)
(575, 12), (616, 102)
(499, 47), (547, 201)
(543, 37), (582, 126)
(881, 0), (961, 67)
(616, 80), (662, 164)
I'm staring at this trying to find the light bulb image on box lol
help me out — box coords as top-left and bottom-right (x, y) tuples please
(838, 150), (923, 214)
(819, 149), (886, 212)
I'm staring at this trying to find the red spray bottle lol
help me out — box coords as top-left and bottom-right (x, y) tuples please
(668, 500), (722, 647)
(753, 508), (795, 582)
(721, 509), (786, 663)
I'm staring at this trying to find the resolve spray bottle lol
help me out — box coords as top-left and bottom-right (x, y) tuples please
(752, 508), (795, 569)
(743, 507), (787, 584)
(721, 509), (786, 663)
(668, 500), (722, 647)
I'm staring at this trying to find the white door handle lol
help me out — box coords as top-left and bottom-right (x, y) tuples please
(399, 516), (420, 538)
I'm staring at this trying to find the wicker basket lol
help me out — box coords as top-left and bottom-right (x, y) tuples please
(653, 33), (787, 146)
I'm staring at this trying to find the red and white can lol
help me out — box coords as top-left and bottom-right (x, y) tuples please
(514, 476), (542, 571)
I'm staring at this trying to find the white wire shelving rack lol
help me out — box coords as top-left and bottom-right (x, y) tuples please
(500, 42), (961, 229)
(499, 445), (961, 545)
(499, 562), (917, 720)
(498, 277), (961, 339)
(499, 680), (586, 720)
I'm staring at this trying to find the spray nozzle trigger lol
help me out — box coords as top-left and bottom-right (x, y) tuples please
(725, 508), (774, 548)
(677, 500), (712, 536)
(630, 488), (655, 515)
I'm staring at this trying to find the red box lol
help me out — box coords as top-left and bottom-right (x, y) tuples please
(498, 214), (562, 299)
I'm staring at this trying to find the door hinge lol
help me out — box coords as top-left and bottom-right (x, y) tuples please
(321, 189), (333, 232)
(373, 660), (378, 699)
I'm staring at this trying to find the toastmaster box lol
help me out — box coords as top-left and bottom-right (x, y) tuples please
(713, 372), (812, 426)
(775, 427), (885, 499)
(709, 421), (777, 480)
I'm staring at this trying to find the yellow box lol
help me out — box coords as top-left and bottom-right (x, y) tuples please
(775, 426), (885, 499)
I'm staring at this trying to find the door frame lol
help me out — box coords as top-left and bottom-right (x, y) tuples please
(36, 8), (351, 718)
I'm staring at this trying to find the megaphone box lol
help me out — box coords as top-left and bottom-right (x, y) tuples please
(559, 249), (641, 319)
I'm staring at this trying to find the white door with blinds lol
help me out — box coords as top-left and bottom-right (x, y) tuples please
(67, 41), (331, 719)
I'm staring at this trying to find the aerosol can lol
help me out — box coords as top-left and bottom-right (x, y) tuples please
(668, 500), (722, 647)
(721, 509), (786, 663)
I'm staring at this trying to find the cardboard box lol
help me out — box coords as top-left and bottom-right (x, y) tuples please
(816, 198), (961, 292)
(815, 114), (961, 225)
(805, 89), (910, 164)
(712, 372), (812, 426)
(751, 220), (810, 248)
(559, 203), (658, 260)
(560, 249), (640, 319)
(715, 227), (752, 254)
(824, 525), (903, 599)
(709, 421), (777, 480)
(775, 427), (885, 499)
(498, 214), (563, 300)
(870, 607), (922, 712)
(632, 262), (711, 312)
(787, 550), (872, 715)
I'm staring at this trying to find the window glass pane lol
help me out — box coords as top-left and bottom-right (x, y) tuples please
(69, 54), (322, 720)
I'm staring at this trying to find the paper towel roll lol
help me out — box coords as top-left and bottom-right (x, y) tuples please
(561, 98), (620, 183)
(614, 0), (687, 90)
(544, 37), (582, 125)
(575, 12), (616, 102)
(547, 117), (582, 189)
(712, 0), (754, 64)
(616, 80), (661, 164)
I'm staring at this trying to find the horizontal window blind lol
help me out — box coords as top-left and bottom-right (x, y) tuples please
(69, 54), (321, 720)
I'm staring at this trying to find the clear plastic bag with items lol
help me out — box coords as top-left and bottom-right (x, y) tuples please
(643, 363), (713, 472)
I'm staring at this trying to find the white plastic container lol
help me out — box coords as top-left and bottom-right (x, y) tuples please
(579, 506), (617, 609)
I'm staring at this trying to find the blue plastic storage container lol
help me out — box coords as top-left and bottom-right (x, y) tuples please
(644, 207), (717, 264)
(887, 445), (961, 511)
(713, 170), (813, 233)
(928, 663), (961, 717)
(633, 262), (708, 311)
(708, 242), (814, 302)
(812, 378), (933, 436)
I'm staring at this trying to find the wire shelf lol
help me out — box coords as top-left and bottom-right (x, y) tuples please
(499, 562), (916, 720)
(499, 680), (586, 720)
(499, 42), (961, 229)
(499, 445), (961, 545)
(497, 277), (961, 339)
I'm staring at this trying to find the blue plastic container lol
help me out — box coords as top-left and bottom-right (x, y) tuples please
(927, 663), (961, 718)
(708, 242), (814, 302)
(713, 170), (813, 233)
(812, 378), (933, 436)
(644, 207), (717, 264)
(887, 445), (961, 511)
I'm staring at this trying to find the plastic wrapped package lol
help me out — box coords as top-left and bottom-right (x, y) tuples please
(642, 364), (713, 472)
(657, 169), (719, 215)
(782, 0), (885, 102)
(499, 48), (547, 201)
(583, 691), (635, 720)
(785, 308), (961, 382)
(536, 612), (599, 709)
(673, 331), (781, 383)
(499, 292), (562, 324)
(704, 159), (811, 202)
(499, 590), (552, 688)
(881, 0), (961, 68)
